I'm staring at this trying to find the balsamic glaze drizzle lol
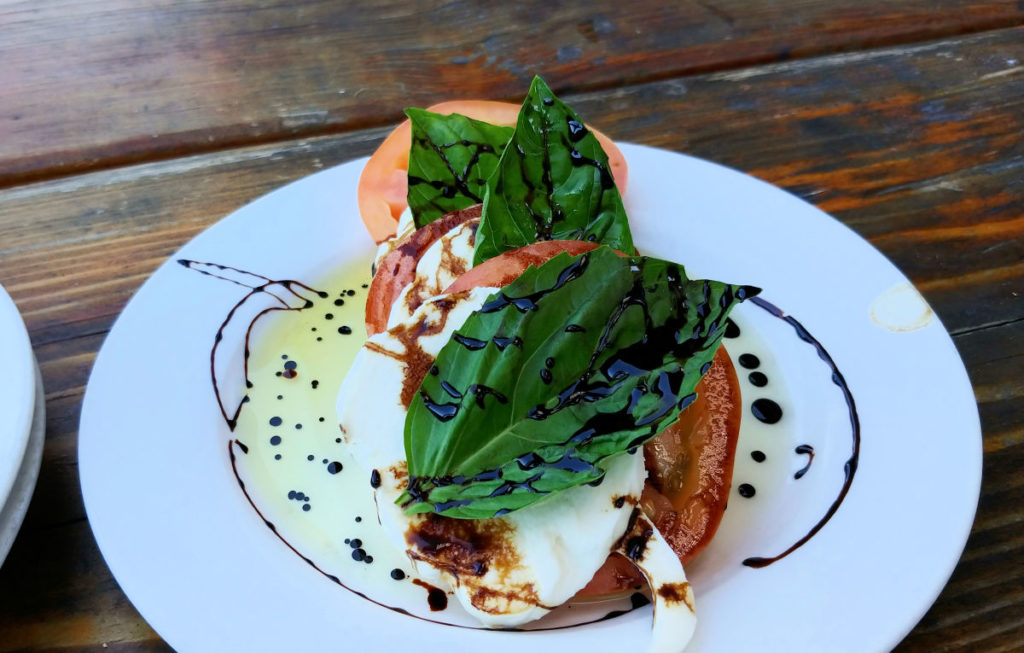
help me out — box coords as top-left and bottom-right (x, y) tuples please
(199, 259), (858, 618)
(179, 259), (325, 431)
(742, 296), (861, 569)
(408, 136), (502, 215)
(201, 262), (653, 629)
(794, 444), (815, 480)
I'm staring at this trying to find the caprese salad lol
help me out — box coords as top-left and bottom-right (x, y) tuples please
(336, 76), (758, 652)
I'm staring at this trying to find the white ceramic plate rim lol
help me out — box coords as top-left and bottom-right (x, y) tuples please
(0, 361), (45, 566)
(0, 284), (36, 518)
(80, 144), (981, 652)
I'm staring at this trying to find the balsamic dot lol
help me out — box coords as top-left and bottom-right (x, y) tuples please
(751, 398), (783, 424)
(545, 357), (555, 368)
(738, 483), (756, 498)
(302, 504), (311, 512)
(319, 417), (325, 422)
(274, 454), (282, 460)
(287, 490), (296, 499)
(355, 516), (362, 523)
(338, 326), (352, 335)
(284, 360), (297, 370)
(335, 437), (342, 443)
(391, 568), (406, 580)
(322, 458), (328, 464)
(352, 549), (366, 562)
(317, 291), (328, 298)
(540, 369), (552, 384)
(429, 366), (439, 376)
(270, 435), (281, 446)
(751, 450), (766, 463)
(346, 289), (356, 296)
(276, 394), (283, 400)
(334, 299), (345, 306)
(327, 461), (343, 474)
(311, 380), (320, 389)
(361, 284), (368, 288)
(748, 372), (768, 387)
(738, 353), (760, 369)
(350, 538), (362, 548)
(325, 313), (334, 320)
(724, 318), (741, 338)
(316, 337), (323, 341)
(364, 555), (374, 564)
(370, 469), (381, 488)
(269, 416), (282, 427)
(295, 423), (303, 430)
(307, 454), (314, 461)
(281, 354), (288, 360)
(311, 327), (317, 332)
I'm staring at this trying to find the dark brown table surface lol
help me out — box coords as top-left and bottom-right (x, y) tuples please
(0, 2), (1021, 650)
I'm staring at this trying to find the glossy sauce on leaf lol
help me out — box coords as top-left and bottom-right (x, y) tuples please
(473, 77), (634, 266)
(400, 247), (757, 519)
(406, 109), (513, 228)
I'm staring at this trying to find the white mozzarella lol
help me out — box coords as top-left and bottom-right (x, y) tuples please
(373, 207), (417, 269)
(386, 218), (477, 328)
(338, 289), (647, 627)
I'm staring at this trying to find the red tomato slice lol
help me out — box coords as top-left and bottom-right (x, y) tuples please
(442, 238), (604, 294)
(357, 100), (630, 244)
(577, 346), (741, 597)
(365, 204), (482, 336)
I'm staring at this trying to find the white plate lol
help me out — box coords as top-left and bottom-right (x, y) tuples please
(80, 144), (981, 652)
(0, 361), (45, 565)
(0, 283), (37, 564)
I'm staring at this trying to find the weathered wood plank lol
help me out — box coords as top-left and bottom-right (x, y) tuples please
(894, 317), (1024, 651)
(1, 0), (1022, 184)
(0, 519), (166, 652)
(0, 27), (1022, 651)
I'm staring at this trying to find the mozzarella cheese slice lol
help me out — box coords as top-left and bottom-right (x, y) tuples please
(338, 288), (647, 627)
(346, 216), (698, 650)
(386, 217), (477, 329)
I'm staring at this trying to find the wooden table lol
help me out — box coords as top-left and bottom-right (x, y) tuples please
(0, 2), (1021, 650)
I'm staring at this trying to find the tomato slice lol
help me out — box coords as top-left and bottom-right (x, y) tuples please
(577, 347), (741, 597)
(357, 99), (630, 244)
(365, 204), (482, 336)
(443, 238), (604, 294)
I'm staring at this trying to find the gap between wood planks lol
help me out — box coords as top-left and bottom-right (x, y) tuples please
(1, 21), (1022, 192)
(951, 315), (1024, 337)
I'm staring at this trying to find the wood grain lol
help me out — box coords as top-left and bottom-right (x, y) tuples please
(1, 0), (1022, 185)
(0, 24), (1021, 653)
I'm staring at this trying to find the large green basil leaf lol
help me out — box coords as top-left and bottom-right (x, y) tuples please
(472, 77), (634, 266)
(406, 108), (514, 228)
(400, 247), (757, 519)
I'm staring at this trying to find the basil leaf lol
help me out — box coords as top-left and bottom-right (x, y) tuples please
(473, 76), (634, 265)
(406, 108), (514, 228)
(400, 247), (758, 519)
